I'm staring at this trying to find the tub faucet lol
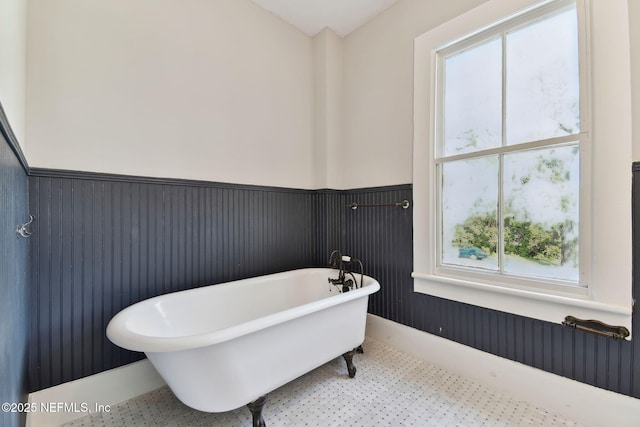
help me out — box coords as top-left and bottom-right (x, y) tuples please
(329, 250), (342, 269)
(328, 250), (363, 292)
(328, 250), (348, 291)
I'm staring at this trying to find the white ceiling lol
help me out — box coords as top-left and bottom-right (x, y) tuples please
(249, 0), (402, 37)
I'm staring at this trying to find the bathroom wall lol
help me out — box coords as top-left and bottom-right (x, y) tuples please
(312, 28), (344, 190)
(0, 113), (30, 426)
(0, 0), (27, 147)
(0, 1), (29, 426)
(27, 172), (640, 399)
(631, 0), (640, 161)
(23, 0), (640, 402)
(341, 0), (489, 189)
(341, 184), (640, 398)
(26, 0), (314, 189)
(336, 0), (640, 399)
(342, 0), (640, 185)
(22, 0), (323, 393)
(27, 169), (328, 391)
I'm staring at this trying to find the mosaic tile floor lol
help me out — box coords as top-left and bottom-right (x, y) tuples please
(63, 338), (584, 427)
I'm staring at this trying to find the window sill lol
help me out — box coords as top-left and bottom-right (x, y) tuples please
(412, 272), (632, 335)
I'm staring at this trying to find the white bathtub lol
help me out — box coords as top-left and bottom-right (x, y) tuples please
(106, 268), (380, 423)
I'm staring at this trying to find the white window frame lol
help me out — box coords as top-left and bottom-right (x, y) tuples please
(412, 0), (633, 332)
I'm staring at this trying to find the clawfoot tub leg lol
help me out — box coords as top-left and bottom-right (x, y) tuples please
(247, 395), (267, 427)
(342, 350), (357, 378)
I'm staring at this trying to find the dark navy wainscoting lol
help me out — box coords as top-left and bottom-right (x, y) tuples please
(0, 108), (30, 427)
(341, 183), (639, 399)
(28, 170), (329, 392)
(28, 173), (640, 401)
(339, 186), (414, 321)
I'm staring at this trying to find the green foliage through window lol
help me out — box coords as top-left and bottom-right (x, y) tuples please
(452, 214), (578, 267)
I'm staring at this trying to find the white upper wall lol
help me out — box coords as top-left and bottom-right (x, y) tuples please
(0, 0), (27, 147)
(312, 28), (344, 189)
(340, 0), (488, 189)
(341, 0), (640, 189)
(22, 0), (640, 189)
(631, 0), (640, 161)
(26, 0), (314, 188)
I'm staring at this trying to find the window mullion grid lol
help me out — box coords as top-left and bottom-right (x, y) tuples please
(434, 53), (445, 271)
(498, 154), (505, 275)
(423, 0), (594, 306)
(498, 31), (507, 275)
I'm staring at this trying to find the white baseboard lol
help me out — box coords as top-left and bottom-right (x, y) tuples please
(365, 314), (640, 427)
(26, 315), (640, 427)
(26, 359), (166, 427)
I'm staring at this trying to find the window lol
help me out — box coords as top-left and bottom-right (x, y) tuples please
(413, 0), (633, 331)
(438, 2), (582, 287)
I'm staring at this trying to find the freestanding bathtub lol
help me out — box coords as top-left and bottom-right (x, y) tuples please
(106, 267), (380, 426)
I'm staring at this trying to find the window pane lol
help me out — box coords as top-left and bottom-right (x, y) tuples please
(503, 145), (579, 281)
(443, 38), (502, 156)
(506, 7), (579, 145)
(442, 157), (499, 271)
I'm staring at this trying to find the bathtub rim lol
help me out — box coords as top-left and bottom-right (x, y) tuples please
(106, 268), (380, 353)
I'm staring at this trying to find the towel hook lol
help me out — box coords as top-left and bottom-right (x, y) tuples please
(17, 215), (35, 238)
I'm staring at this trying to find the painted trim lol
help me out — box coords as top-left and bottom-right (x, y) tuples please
(28, 167), (313, 193)
(366, 314), (640, 427)
(26, 359), (166, 427)
(0, 101), (28, 173)
(29, 168), (413, 195)
(341, 183), (413, 193)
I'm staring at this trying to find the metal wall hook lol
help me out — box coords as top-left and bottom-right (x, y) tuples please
(17, 215), (35, 238)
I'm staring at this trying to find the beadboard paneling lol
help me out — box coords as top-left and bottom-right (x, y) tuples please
(27, 175), (640, 400)
(0, 109), (30, 427)
(28, 171), (324, 391)
(341, 183), (639, 399)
